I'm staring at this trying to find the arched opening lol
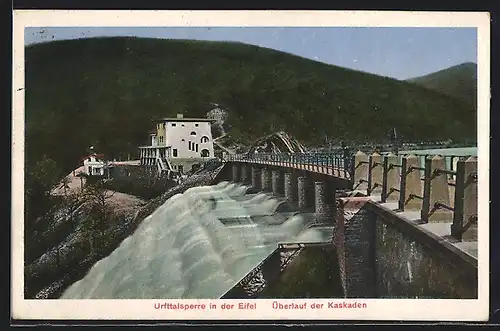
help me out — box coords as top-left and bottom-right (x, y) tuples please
(201, 149), (210, 157)
(200, 136), (209, 143)
(190, 131), (196, 136)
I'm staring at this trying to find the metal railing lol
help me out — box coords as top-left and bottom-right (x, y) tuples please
(405, 154), (462, 180)
(224, 151), (354, 180)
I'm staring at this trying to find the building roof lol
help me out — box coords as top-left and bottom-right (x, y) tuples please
(81, 153), (106, 162)
(153, 113), (215, 123)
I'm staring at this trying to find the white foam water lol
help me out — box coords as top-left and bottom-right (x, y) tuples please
(61, 181), (332, 299)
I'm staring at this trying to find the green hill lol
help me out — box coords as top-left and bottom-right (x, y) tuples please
(25, 37), (476, 174)
(406, 62), (477, 106)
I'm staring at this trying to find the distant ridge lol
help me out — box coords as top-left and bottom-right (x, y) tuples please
(406, 62), (477, 106)
(25, 37), (476, 174)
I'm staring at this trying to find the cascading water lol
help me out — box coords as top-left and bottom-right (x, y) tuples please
(61, 181), (333, 299)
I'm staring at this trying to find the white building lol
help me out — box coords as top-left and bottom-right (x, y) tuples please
(139, 114), (216, 175)
(82, 153), (109, 176)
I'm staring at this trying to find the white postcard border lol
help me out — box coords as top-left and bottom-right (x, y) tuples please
(11, 10), (491, 321)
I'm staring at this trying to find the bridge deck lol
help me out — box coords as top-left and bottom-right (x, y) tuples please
(232, 159), (351, 180)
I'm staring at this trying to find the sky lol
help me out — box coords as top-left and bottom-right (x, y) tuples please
(24, 27), (477, 80)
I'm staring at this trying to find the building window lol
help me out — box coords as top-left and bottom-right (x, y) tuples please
(181, 139), (185, 142)
(190, 131), (196, 136)
(173, 149), (178, 157)
(172, 123), (176, 127)
(201, 136), (209, 143)
(196, 144), (199, 152)
(88, 158), (91, 162)
(188, 141), (191, 150)
(181, 124), (185, 127)
(201, 149), (210, 157)
(195, 123), (199, 127)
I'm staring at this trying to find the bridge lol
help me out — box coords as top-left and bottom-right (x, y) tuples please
(215, 132), (478, 299)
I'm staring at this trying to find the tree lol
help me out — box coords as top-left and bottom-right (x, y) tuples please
(25, 155), (62, 209)
(53, 190), (84, 269)
(80, 177), (116, 258)
(24, 156), (62, 264)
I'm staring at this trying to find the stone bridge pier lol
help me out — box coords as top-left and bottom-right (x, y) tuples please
(271, 168), (284, 195)
(240, 164), (251, 185)
(296, 172), (311, 210)
(226, 162), (345, 225)
(232, 164), (240, 182)
(261, 168), (273, 192)
(251, 165), (262, 189)
(314, 179), (337, 225)
(284, 169), (298, 204)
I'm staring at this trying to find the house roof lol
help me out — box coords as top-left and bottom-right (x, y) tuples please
(81, 153), (106, 162)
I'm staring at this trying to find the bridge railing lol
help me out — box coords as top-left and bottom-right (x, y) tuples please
(224, 151), (354, 179)
(353, 151), (478, 242)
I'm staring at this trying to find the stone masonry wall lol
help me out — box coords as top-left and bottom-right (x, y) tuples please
(371, 206), (477, 299)
(335, 198), (376, 298)
(335, 197), (477, 299)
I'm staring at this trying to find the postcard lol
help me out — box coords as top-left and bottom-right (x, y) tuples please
(12, 10), (490, 321)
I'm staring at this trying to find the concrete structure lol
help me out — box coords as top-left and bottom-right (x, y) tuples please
(452, 156), (478, 241)
(369, 151), (383, 195)
(334, 197), (476, 299)
(351, 151), (478, 243)
(215, 147), (478, 299)
(297, 174), (310, 210)
(232, 164), (240, 183)
(400, 154), (423, 210)
(241, 164), (251, 185)
(251, 166), (262, 189)
(381, 152), (400, 202)
(261, 168), (273, 192)
(225, 150), (478, 243)
(353, 151), (369, 191)
(314, 180), (336, 224)
(216, 150), (478, 299)
(284, 170), (298, 204)
(271, 170), (284, 195)
(421, 155), (452, 223)
(138, 113), (216, 175)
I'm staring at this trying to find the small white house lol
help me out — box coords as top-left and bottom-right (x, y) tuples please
(82, 153), (108, 176)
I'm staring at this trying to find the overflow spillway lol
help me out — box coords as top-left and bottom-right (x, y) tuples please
(61, 181), (333, 299)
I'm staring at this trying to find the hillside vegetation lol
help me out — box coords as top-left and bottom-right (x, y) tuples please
(406, 62), (477, 106)
(25, 37), (476, 174)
